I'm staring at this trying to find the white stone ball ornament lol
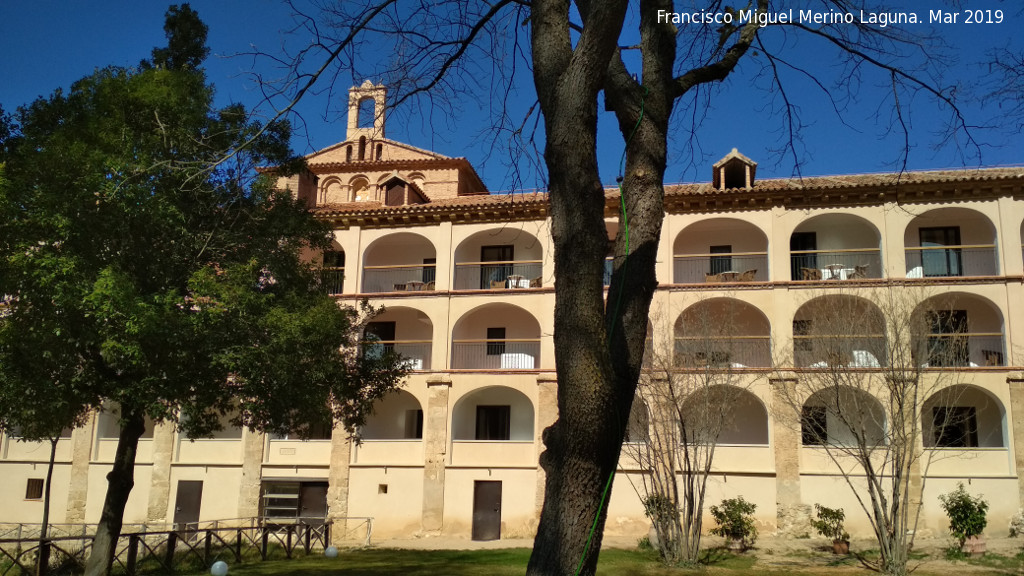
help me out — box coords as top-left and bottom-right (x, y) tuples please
(210, 560), (229, 576)
(325, 546), (339, 558)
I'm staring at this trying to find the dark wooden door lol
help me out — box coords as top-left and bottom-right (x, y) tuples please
(299, 482), (329, 524)
(472, 481), (502, 541)
(173, 480), (203, 531)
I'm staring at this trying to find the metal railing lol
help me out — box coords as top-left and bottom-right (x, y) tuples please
(905, 245), (998, 278)
(790, 248), (882, 281)
(452, 261), (543, 290)
(361, 265), (437, 293)
(360, 340), (432, 370)
(672, 336), (772, 368)
(0, 517), (367, 576)
(793, 335), (887, 368)
(318, 267), (345, 295)
(673, 252), (769, 284)
(918, 333), (1005, 367)
(451, 339), (541, 369)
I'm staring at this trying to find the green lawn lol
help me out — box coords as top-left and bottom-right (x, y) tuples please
(181, 547), (1023, 576)
(183, 548), (751, 576)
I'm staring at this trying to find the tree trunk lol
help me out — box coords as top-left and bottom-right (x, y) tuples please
(41, 437), (58, 540)
(84, 410), (145, 576)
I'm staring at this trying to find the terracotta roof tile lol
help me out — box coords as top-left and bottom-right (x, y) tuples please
(310, 166), (1024, 216)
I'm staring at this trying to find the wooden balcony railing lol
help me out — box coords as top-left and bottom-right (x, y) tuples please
(790, 248), (882, 281)
(450, 339), (541, 369)
(905, 244), (998, 278)
(452, 260), (543, 290)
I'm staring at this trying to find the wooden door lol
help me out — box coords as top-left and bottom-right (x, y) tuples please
(173, 480), (203, 532)
(472, 481), (502, 541)
(299, 482), (329, 524)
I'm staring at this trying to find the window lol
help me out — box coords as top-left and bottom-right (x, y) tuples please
(385, 180), (405, 206)
(475, 405), (511, 440)
(481, 245), (514, 288)
(801, 406), (827, 445)
(323, 250), (345, 268)
(928, 310), (969, 366)
(710, 245), (733, 275)
(793, 320), (813, 352)
(358, 136), (367, 161)
(404, 409), (423, 439)
(346, 145), (352, 162)
(920, 226), (962, 277)
(932, 406), (978, 448)
(25, 478), (44, 500)
(422, 258), (436, 284)
(358, 98), (375, 128)
(790, 232), (817, 280)
(365, 322), (397, 357)
(486, 327), (506, 356)
(375, 143), (383, 161)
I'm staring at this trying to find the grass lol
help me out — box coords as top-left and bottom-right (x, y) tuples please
(178, 545), (1024, 576)
(179, 547), (766, 576)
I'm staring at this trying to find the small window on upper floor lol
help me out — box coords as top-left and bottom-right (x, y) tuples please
(26, 478), (44, 500)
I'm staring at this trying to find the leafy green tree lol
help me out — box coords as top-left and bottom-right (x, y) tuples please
(0, 6), (407, 575)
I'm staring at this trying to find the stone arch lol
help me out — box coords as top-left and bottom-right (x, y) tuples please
(680, 386), (769, 445)
(793, 295), (886, 368)
(922, 384), (1006, 448)
(451, 386), (535, 441)
(361, 390), (424, 440)
(674, 298), (772, 367)
(802, 386), (886, 446)
(904, 207), (998, 277)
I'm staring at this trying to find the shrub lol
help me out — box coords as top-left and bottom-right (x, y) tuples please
(810, 504), (849, 542)
(709, 496), (758, 548)
(1009, 508), (1024, 537)
(939, 482), (988, 547)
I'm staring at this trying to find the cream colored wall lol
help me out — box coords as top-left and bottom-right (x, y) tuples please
(0, 463), (73, 524)
(347, 467), (423, 537)
(441, 468), (537, 537)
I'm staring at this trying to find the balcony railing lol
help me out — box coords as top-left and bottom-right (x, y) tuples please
(905, 245), (998, 278)
(672, 336), (772, 368)
(673, 252), (769, 284)
(918, 333), (1004, 367)
(361, 264), (437, 293)
(361, 340), (432, 370)
(794, 335), (887, 368)
(450, 339), (541, 369)
(452, 261), (543, 290)
(790, 249), (882, 281)
(318, 267), (345, 295)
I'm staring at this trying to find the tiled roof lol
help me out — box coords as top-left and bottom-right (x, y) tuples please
(310, 166), (1024, 217)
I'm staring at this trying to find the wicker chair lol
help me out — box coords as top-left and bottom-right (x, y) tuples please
(849, 265), (869, 279)
(490, 280), (506, 289)
(739, 269), (757, 282)
(529, 276), (542, 288)
(705, 273), (721, 283)
(801, 267), (822, 281)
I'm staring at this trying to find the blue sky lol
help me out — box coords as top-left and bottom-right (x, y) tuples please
(2, 2), (1021, 191)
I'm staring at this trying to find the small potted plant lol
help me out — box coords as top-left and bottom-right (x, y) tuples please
(709, 496), (758, 551)
(810, 504), (850, 554)
(939, 482), (989, 555)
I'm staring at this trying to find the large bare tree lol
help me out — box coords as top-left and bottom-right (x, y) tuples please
(247, 2), (982, 574)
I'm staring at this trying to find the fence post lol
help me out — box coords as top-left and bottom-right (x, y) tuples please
(204, 530), (212, 564)
(126, 535), (139, 576)
(260, 528), (268, 560)
(303, 525), (311, 554)
(285, 525), (293, 559)
(165, 531), (178, 569)
(34, 539), (50, 576)
(235, 529), (242, 562)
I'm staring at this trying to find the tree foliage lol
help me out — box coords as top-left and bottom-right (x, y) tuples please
(0, 5), (407, 574)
